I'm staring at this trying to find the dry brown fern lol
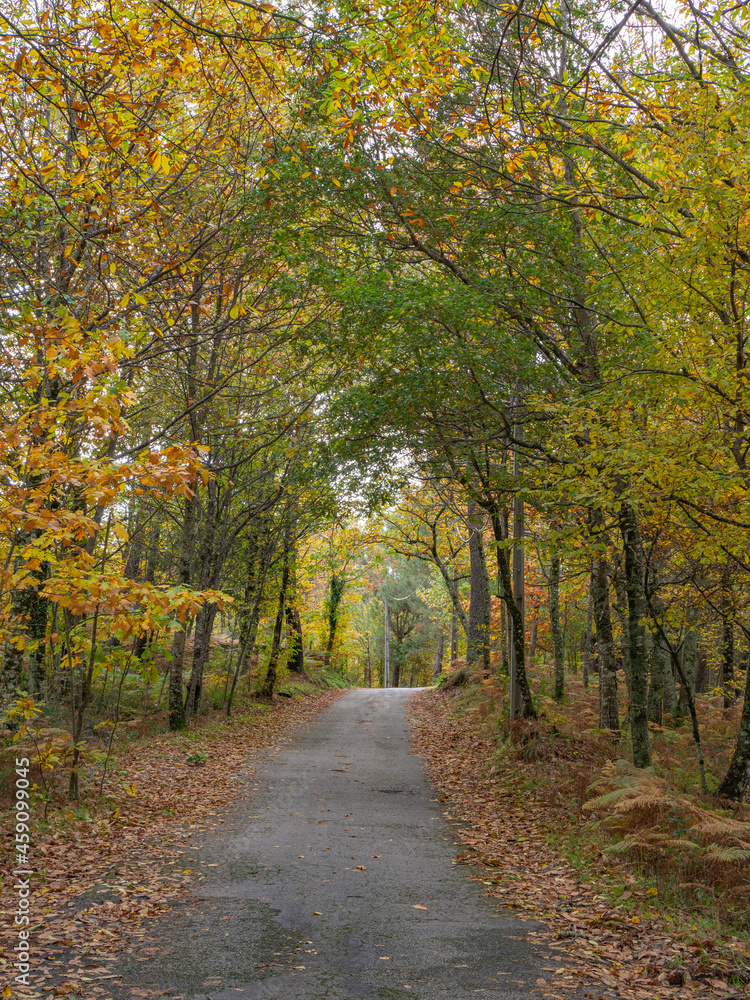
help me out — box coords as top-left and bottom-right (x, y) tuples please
(583, 759), (750, 863)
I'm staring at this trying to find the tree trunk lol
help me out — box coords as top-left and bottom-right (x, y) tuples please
(169, 494), (196, 730)
(169, 625), (188, 730)
(722, 615), (735, 709)
(662, 638), (709, 792)
(550, 554), (565, 702)
(123, 510), (144, 580)
(679, 627), (697, 718)
(2, 575), (49, 700)
(721, 576), (735, 709)
(582, 584), (593, 689)
(480, 531), (492, 669)
(450, 599), (459, 662)
(434, 559), (468, 640)
(695, 647), (708, 695)
(491, 512), (535, 717)
(28, 598), (49, 698)
(227, 526), (274, 716)
(717, 657), (750, 800)
(619, 505), (651, 768)
(433, 627), (445, 683)
(259, 552), (290, 699)
(285, 543), (304, 672)
(499, 585), (508, 672)
(185, 601), (218, 719)
(325, 573), (345, 663)
(226, 611), (261, 717)
(392, 654), (401, 689)
(2, 642), (24, 702)
(648, 633), (667, 724)
(664, 654), (678, 719)
(592, 558), (619, 731)
(467, 503), (490, 672)
(527, 613), (538, 671)
(286, 604), (304, 673)
(185, 475), (224, 720)
(612, 567), (632, 697)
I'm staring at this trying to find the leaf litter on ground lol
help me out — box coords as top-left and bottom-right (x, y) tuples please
(408, 689), (750, 1000)
(0, 691), (344, 999)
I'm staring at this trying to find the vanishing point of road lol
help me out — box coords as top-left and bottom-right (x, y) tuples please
(114, 689), (559, 999)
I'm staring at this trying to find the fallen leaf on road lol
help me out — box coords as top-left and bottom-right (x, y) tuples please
(412, 904), (428, 910)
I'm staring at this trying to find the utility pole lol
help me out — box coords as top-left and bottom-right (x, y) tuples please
(384, 596), (390, 689)
(509, 391), (524, 718)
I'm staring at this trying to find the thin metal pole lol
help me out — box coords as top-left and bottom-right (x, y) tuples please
(384, 596), (390, 689)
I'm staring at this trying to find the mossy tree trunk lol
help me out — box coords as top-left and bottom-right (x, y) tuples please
(717, 653), (750, 800)
(491, 512), (535, 718)
(648, 633), (667, 724)
(619, 505), (651, 768)
(467, 502), (490, 672)
(325, 572), (346, 664)
(259, 539), (290, 699)
(591, 558), (619, 731)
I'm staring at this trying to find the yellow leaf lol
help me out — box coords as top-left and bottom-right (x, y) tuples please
(112, 522), (129, 543)
(230, 304), (240, 319)
(331, 177), (341, 187)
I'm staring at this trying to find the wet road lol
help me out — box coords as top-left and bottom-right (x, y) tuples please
(115, 689), (553, 999)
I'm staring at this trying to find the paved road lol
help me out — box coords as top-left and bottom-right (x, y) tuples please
(116, 690), (554, 999)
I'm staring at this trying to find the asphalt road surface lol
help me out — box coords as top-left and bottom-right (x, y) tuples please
(115, 689), (556, 999)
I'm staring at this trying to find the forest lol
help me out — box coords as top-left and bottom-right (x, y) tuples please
(2, 0), (750, 988)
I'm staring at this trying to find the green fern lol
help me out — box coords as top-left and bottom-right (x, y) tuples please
(705, 846), (750, 863)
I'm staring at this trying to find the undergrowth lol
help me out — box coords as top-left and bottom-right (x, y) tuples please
(442, 663), (750, 938)
(0, 656), (347, 825)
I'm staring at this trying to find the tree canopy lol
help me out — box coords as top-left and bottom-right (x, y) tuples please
(2, 0), (750, 805)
